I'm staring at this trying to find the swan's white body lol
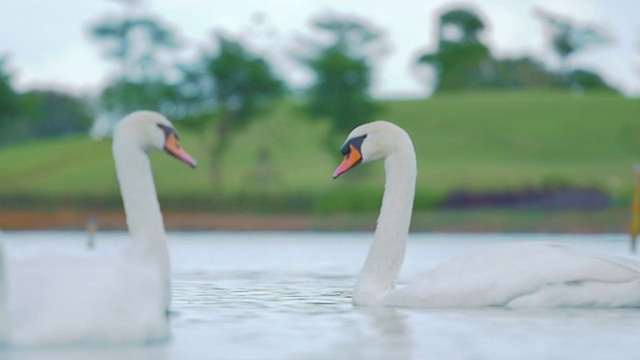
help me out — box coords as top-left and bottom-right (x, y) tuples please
(0, 111), (196, 345)
(334, 121), (640, 308)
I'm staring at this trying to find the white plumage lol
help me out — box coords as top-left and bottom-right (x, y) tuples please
(0, 111), (196, 345)
(334, 121), (640, 308)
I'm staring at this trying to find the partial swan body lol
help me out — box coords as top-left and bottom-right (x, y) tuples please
(0, 111), (197, 345)
(333, 121), (640, 308)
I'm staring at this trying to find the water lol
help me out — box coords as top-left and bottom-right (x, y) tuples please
(1, 231), (639, 360)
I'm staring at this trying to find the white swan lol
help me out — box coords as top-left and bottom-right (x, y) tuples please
(0, 111), (197, 345)
(333, 121), (640, 308)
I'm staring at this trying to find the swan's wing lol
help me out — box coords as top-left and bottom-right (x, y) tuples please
(385, 242), (640, 308)
(7, 254), (169, 345)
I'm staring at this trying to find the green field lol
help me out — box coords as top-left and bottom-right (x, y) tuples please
(1, 90), (639, 213)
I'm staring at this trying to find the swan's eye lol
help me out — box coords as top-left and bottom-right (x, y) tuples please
(340, 143), (349, 155)
(341, 134), (367, 155)
(157, 123), (178, 139)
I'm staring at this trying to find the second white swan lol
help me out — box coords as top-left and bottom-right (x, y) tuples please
(333, 121), (640, 308)
(0, 111), (197, 345)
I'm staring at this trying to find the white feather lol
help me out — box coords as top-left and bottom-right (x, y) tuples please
(0, 111), (193, 345)
(338, 121), (640, 308)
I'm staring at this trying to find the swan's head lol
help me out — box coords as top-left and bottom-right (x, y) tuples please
(115, 111), (197, 168)
(333, 121), (409, 179)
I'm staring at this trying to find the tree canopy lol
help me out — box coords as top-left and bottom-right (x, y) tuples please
(417, 8), (492, 92)
(0, 58), (20, 131)
(298, 14), (385, 145)
(91, 15), (179, 81)
(536, 9), (612, 70)
(180, 34), (285, 185)
(417, 7), (617, 94)
(90, 10), (182, 118)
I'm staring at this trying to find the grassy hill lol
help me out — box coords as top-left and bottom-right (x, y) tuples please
(1, 90), (639, 214)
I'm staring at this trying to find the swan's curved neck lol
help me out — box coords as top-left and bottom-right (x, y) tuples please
(354, 141), (417, 305)
(113, 142), (168, 263)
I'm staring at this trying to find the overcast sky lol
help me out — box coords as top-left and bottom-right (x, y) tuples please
(1, 0), (639, 98)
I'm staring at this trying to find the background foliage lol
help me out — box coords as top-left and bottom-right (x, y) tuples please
(0, 4), (636, 224)
(1, 91), (637, 214)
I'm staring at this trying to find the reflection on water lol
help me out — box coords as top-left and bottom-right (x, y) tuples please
(2, 345), (167, 360)
(1, 231), (640, 360)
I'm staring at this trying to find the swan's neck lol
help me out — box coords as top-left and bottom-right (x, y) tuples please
(354, 147), (416, 305)
(113, 143), (169, 265)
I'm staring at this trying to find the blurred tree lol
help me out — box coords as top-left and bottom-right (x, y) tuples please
(20, 91), (93, 137)
(180, 34), (285, 185)
(637, 30), (640, 77)
(487, 57), (557, 89)
(0, 57), (20, 130)
(0, 58), (91, 145)
(536, 9), (612, 83)
(474, 57), (614, 92)
(99, 79), (185, 119)
(565, 68), (616, 92)
(297, 13), (386, 146)
(90, 4), (182, 118)
(91, 15), (179, 81)
(417, 7), (493, 92)
(1, 90), (92, 145)
(416, 7), (616, 94)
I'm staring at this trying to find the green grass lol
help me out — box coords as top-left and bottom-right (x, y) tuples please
(1, 90), (639, 212)
(387, 91), (640, 198)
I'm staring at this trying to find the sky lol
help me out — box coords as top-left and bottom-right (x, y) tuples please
(1, 0), (639, 99)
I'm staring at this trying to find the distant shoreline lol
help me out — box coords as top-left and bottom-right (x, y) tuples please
(0, 207), (632, 234)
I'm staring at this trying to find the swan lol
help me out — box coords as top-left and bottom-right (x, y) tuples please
(0, 110), (197, 346)
(333, 120), (640, 308)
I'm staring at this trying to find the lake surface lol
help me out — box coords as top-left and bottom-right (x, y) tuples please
(1, 231), (639, 360)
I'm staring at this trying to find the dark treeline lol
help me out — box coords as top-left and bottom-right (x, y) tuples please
(0, 59), (93, 145)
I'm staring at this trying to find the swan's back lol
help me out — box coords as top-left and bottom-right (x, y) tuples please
(7, 254), (169, 345)
(384, 242), (640, 308)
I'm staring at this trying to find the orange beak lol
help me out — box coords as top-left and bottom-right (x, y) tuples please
(164, 132), (197, 168)
(333, 145), (362, 179)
